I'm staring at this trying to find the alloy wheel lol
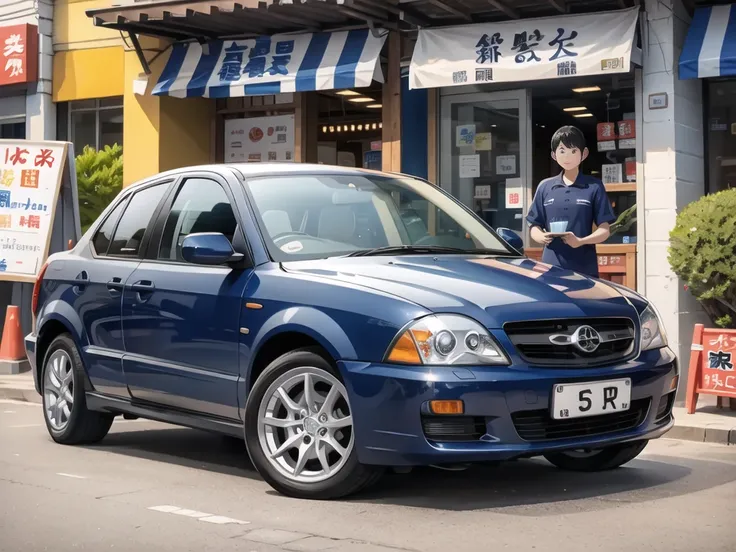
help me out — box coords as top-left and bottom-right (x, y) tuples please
(44, 350), (75, 431)
(257, 367), (354, 484)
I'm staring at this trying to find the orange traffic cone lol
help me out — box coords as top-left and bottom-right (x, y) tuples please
(0, 305), (29, 374)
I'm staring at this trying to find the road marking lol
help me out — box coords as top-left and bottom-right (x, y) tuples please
(3, 410), (15, 413)
(0, 399), (36, 406)
(57, 473), (86, 479)
(148, 505), (249, 525)
(9, 423), (43, 428)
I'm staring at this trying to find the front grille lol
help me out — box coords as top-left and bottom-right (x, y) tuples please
(511, 398), (650, 442)
(421, 416), (486, 442)
(504, 318), (636, 367)
(656, 392), (675, 421)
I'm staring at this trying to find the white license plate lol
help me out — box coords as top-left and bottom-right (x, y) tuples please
(552, 378), (631, 420)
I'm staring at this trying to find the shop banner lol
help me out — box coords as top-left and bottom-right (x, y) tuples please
(153, 29), (386, 98)
(409, 7), (639, 90)
(224, 115), (295, 163)
(0, 24), (39, 87)
(0, 141), (70, 282)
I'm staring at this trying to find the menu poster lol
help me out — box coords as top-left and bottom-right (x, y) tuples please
(0, 140), (68, 282)
(224, 114), (295, 163)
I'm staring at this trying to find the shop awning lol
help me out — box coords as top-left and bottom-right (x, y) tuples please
(678, 4), (736, 80)
(409, 6), (641, 90)
(151, 28), (386, 97)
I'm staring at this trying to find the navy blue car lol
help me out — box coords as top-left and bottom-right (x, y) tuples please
(25, 164), (677, 499)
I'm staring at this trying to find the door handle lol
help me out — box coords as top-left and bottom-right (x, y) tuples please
(106, 277), (124, 296)
(73, 271), (89, 295)
(130, 281), (155, 292)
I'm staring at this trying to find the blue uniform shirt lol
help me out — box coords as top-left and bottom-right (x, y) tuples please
(526, 172), (616, 277)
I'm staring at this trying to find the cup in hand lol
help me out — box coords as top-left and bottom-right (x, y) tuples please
(549, 220), (568, 234)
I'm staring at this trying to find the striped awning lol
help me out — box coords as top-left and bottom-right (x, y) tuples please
(679, 4), (736, 80)
(152, 29), (386, 97)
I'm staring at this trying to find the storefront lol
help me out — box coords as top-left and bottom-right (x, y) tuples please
(679, 3), (736, 195)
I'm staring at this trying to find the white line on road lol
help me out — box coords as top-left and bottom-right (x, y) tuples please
(56, 473), (87, 479)
(148, 505), (250, 525)
(3, 410), (15, 413)
(9, 424), (43, 428)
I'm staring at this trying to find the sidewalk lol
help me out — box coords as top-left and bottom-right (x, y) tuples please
(2, 371), (735, 445)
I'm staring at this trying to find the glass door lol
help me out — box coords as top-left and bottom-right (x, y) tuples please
(440, 89), (532, 245)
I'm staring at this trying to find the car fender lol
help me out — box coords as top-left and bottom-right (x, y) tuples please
(37, 300), (86, 347)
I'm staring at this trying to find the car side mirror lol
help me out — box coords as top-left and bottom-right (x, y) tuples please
(181, 233), (243, 266)
(496, 227), (524, 254)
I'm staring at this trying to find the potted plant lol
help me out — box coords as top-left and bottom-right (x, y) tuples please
(668, 188), (736, 412)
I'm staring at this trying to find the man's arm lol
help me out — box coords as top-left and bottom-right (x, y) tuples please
(562, 223), (610, 248)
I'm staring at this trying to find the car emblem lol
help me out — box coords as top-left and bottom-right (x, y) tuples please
(549, 325), (602, 353)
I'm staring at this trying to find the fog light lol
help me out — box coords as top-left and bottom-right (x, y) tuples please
(669, 375), (679, 392)
(429, 400), (464, 415)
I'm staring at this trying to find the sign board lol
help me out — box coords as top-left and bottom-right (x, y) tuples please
(0, 24), (38, 88)
(505, 178), (523, 208)
(224, 114), (295, 163)
(686, 325), (736, 413)
(410, 6), (639, 89)
(648, 92), (668, 109)
(0, 140), (78, 283)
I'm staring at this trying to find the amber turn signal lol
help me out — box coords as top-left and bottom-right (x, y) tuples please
(429, 400), (464, 415)
(387, 331), (421, 364)
(669, 375), (679, 392)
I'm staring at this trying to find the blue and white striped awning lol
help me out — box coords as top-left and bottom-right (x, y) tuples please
(679, 4), (736, 80)
(151, 29), (386, 98)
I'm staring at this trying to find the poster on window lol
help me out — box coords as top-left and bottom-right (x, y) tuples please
(0, 140), (69, 282)
(224, 114), (295, 163)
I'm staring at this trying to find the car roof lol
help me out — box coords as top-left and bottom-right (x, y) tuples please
(124, 163), (407, 192)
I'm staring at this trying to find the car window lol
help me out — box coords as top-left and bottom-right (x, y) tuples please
(158, 178), (238, 262)
(107, 183), (168, 257)
(92, 199), (127, 256)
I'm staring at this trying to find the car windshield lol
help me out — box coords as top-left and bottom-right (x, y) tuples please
(244, 172), (517, 261)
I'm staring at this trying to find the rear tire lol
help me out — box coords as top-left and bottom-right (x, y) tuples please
(543, 440), (648, 472)
(41, 334), (113, 445)
(244, 348), (383, 499)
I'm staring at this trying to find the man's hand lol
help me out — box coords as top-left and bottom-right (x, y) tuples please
(530, 226), (554, 245)
(562, 233), (584, 248)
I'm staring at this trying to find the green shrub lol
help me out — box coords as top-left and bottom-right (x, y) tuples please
(76, 144), (123, 233)
(668, 188), (736, 328)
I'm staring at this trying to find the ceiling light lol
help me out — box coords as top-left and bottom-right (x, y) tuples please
(491, 124), (497, 128)
(329, 126), (334, 133)
(563, 106), (587, 112)
(573, 113), (594, 118)
(336, 90), (360, 96)
(357, 124), (363, 131)
(366, 103), (382, 109)
(349, 97), (375, 103)
(372, 123), (377, 130)
(572, 86), (601, 93)
(322, 126), (328, 133)
(351, 124), (356, 131)
(379, 122), (383, 129)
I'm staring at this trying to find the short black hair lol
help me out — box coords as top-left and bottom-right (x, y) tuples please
(551, 125), (587, 152)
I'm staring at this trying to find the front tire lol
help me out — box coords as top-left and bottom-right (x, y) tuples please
(244, 349), (383, 499)
(543, 440), (648, 472)
(42, 334), (113, 445)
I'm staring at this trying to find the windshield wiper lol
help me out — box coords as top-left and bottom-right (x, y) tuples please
(347, 245), (493, 257)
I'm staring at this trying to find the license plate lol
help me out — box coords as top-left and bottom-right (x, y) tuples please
(552, 378), (631, 420)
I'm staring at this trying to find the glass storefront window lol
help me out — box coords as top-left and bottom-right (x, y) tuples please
(64, 97), (124, 156)
(706, 79), (736, 194)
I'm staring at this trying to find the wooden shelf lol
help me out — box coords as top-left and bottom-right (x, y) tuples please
(604, 182), (637, 193)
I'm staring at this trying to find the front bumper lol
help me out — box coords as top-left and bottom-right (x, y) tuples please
(339, 347), (677, 466)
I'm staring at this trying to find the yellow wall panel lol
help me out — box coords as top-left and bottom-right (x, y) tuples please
(53, 47), (125, 102)
(54, 0), (124, 51)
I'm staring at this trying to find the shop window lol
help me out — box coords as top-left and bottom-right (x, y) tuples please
(0, 120), (25, 139)
(705, 79), (736, 195)
(60, 97), (124, 156)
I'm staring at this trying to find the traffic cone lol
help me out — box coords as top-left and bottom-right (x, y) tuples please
(0, 305), (29, 374)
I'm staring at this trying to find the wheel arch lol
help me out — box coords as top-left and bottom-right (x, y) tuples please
(35, 309), (87, 391)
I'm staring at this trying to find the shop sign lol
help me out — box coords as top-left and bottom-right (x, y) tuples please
(409, 7), (639, 89)
(0, 140), (69, 281)
(686, 325), (736, 413)
(0, 24), (38, 87)
(224, 115), (295, 163)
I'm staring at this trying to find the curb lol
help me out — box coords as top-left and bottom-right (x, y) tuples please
(665, 424), (734, 446)
(0, 386), (41, 404)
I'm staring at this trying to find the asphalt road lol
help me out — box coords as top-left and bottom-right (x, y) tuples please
(2, 399), (735, 552)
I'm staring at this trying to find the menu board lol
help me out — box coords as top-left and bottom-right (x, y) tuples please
(0, 140), (68, 282)
(224, 114), (295, 163)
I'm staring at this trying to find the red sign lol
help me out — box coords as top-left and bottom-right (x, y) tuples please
(596, 122), (616, 142)
(686, 324), (736, 413)
(0, 24), (38, 87)
(617, 119), (636, 140)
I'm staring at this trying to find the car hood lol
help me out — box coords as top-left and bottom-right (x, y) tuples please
(282, 255), (641, 327)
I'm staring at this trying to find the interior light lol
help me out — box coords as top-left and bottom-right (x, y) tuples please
(322, 126), (328, 132)
(329, 126), (334, 133)
(372, 123), (377, 130)
(351, 124), (356, 131)
(573, 113), (594, 118)
(349, 97), (375, 103)
(366, 104), (382, 109)
(336, 90), (360, 96)
(337, 125), (342, 132)
(563, 106), (587, 112)
(358, 124), (363, 131)
(572, 86), (601, 93)
(379, 122), (383, 128)
(491, 124), (497, 128)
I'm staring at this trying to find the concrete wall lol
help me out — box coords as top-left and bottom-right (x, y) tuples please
(640, 0), (710, 403)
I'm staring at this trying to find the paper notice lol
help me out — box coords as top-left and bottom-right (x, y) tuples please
(505, 177), (523, 209)
(456, 125), (476, 148)
(459, 154), (480, 178)
(496, 154), (516, 175)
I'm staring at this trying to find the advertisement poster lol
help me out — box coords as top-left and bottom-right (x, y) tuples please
(475, 132), (492, 151)
(224, 114), (295, 163)
(0, 140), (67, 281)
(456, 125), (476, 148)
(505, 177), (523, 209)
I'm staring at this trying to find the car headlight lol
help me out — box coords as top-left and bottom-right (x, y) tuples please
(640, 304), (668, 351)
(385, 314), (509, 365)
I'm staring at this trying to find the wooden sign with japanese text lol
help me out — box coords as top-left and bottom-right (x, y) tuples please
(686, 324), (736, 413)
(0, 140), (68, 282)
(0, 24), (38, 87)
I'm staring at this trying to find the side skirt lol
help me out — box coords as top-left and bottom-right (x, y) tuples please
(85, 393), (244, 438)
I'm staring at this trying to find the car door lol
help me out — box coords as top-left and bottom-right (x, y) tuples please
(77, 181), (170, 399)
(121, 172), (254, 420)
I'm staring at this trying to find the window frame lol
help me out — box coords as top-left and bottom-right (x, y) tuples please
(67, 97), (124, 153)
(90, 178), (175, 261)
(142, 171), (252, 268)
